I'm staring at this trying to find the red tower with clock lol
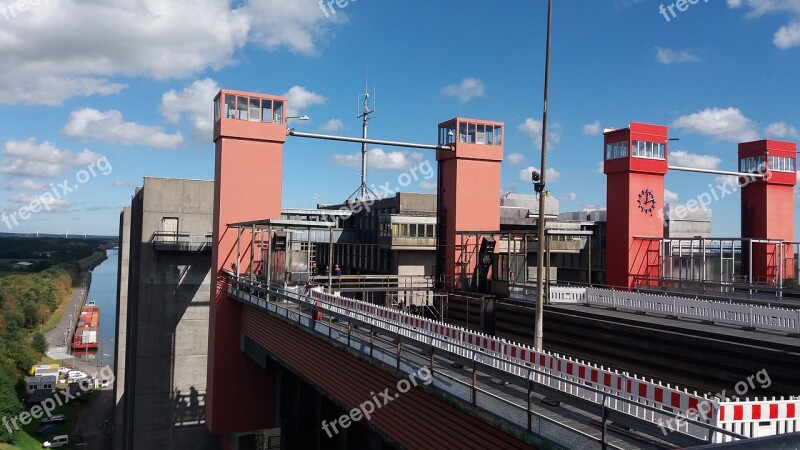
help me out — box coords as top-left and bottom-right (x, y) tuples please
(604, 122), (669, 289)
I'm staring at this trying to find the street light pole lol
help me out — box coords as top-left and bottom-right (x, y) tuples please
(534, 0), (553, 351)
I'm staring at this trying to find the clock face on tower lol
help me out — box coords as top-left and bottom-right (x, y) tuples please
(637, 189), (657, 215)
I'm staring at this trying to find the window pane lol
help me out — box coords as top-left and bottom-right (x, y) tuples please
(214, 97), (220, 122)
(459, 123), (467, 142)
(225, 94), (236, 119)
(249, 98), (260, 122)
(261, 99), (272, 123)
(237, 96), (248, 120)
(486, 126), (493, 146)
(494, 126), (503, 145)
(468, 123), (476, 143)
(273, 101), (284, 123)
(477, 124), (485, 144)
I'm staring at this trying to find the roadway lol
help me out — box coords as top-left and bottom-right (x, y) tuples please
(232, 283), (707, 449)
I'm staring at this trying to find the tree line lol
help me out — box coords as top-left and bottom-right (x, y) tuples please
(0, 267), (72, 443)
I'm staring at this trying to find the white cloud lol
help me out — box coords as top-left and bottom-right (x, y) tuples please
(330, 148), (422, 170)
(669, 150), (722, 170)
(715, 175), (740, 190)
(419, 181), (436, 191)
(284, 86), (326, 117)
(0, 1), (343, 105)
(519, 166), (560, 183)
(766, 121), (800, 139)
(160, 78), (220, 141)
(727, 0), (800, 16)
(583, 121), (602, 136)
(664, 189), (680, 203)
(0, 139), (104, 177)
(113, 180), (133, 187)
(596, 161), (605, 174)
(671, 107), (759, 142)
(243, 0), (346, 55)
(19, 179), (48, 191)
(774, 20), (800, 48)
(319, 118), (344, 133)
(518, 118), (561, 148)
(726, 1), (800, 48)
(63, 108), (183, 149)
(8, 193), (71, 211)
(560, 192), (577, 202)
(506, 152), (526, 166)
(441, 77), (485, 103)
(656, 47), (701, 64)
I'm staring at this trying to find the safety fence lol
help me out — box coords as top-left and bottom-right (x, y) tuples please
(306, 287), (717, 441)
(510, 285), (800, 335)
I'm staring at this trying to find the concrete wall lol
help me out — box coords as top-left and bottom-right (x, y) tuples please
(116, 177), (218, 449)
(113, 207), (131, 450)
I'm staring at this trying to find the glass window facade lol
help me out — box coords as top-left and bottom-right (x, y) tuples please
(605, 140), (629, 160)
(216, 94), (284, 125)
(740, 156), (767, 173)
(438, 122), (502, 146)
(768, 155), (795, 173)
(631, 141), (665, 160)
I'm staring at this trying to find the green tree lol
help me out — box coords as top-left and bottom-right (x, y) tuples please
(0, 369), (22, 443)
(31, 332), (48, 355)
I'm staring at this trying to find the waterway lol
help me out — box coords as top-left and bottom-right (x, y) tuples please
(80, 248), (119, 369)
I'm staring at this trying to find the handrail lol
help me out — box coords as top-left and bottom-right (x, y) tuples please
(227, 274), (743, 446)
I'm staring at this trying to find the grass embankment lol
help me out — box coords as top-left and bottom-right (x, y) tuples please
(76, 252), (106, 273)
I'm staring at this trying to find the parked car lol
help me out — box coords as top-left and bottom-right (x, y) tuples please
(57, 367), (71, 375)
(40, 414), (66, 425)
(67, 370), (87, 381)
(43, 434), (69, 448)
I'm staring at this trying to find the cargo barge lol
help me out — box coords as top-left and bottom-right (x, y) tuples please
(72, 301), (99, 350)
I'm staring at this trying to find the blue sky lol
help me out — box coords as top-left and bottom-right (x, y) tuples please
(0, 0), (799, 236)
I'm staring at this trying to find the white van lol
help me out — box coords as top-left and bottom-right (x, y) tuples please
(43, 435), (69, 447)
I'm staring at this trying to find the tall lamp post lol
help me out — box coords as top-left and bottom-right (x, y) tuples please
(534, 0), (553, 351)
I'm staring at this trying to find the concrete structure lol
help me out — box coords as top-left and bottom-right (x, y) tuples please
(739, 140), (797, 284)
(208, 89), (286, 444)
(436, 118), (504, 289)
(604, 123), (670, 289)
(25, 375), (56, 394)
(115, 177), (216, 450)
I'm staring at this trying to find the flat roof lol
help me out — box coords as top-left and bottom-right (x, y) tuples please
(228, 219), (336, 229)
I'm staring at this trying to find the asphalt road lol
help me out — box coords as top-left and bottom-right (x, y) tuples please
(44, 272), (114, 450)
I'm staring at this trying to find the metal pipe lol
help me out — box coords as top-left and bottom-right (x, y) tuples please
(328, 227), (334, 291)
(534, 0), (553, 352)
(288, 130), (450, 151)
(266, 225), (272, 289)
(250, 224), (255, 279)
(668, 166), (766, 178)
(236, 226), (241, 277)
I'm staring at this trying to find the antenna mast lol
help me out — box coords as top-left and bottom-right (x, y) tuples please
(347, 79), (377, 200)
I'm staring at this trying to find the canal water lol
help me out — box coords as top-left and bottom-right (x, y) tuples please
(80, 248), (118, 369)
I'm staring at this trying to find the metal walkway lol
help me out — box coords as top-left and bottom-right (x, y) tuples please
(227, 275), (748, 449)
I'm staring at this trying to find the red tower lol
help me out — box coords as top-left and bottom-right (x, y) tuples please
(739, 140), (796, 285)
(604, 123), (669, 289)
(435, 118), (503, 288)
(207, 90), (286, 437)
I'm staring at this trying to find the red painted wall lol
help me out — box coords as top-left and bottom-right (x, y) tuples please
(241, 306), (534, 449)
(739, 140), (797, 284)
(436, 118), (503, 288)
(604, 123), (668, 289)
(207, 90), (286, 436)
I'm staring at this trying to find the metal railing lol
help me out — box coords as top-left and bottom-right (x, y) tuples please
(227, 275), (743, 448)
(151, 232), (212, 251)
(309, 274), (435, 292)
